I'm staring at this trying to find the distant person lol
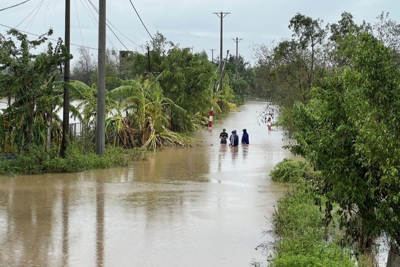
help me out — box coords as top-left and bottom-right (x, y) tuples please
(229, 130), (239, 147)
(219, 128), (228, 144)
(241, 129), (249, 144)
(267, 117), (272, 131)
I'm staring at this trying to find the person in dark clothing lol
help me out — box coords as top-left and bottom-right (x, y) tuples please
(241, 129), (249, 144)
(229, 130), (239, 147)
(219, 128), (228, 144)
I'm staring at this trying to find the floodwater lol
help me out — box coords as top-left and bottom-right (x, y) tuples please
(0, 101), (295, 267)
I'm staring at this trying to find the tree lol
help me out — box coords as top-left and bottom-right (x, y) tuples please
(0, 29), (70, 152)
(223, 55), (253, 104)
(253, 13), (326, 113)
(157, 47), (216, 130)
(71, 47), (121, 86)
(71, 46), (96, 85)
(285, 32), (400, 265)
(69, 76), (192, 149)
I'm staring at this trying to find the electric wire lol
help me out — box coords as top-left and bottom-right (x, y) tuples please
(1, 0), (149, 55)
(86, 0), (129, 51)
(75, 0), (85, 47)
(0, 0), (32, 12)
(82, 0), (141, 48)
(0, 22), (97, 51)
(14, 0), (44, 29)
(128, 0), (153, 41)
(25, 0), (45, 30)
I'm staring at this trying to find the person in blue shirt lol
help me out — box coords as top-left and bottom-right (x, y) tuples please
(241, 129), (249, 144)
(229, 130), (239, 147)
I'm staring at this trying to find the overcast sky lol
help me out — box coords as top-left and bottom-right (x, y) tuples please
(1, 0), (399, 66)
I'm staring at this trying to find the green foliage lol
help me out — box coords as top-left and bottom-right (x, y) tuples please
(284, 31), (400, 253)
(272, 188), (324, 239)
(158, 47), (216, 123)
(0, 144), (129, 175)
(270, 186), (355, 267)
(69, 76), (195, 149)
(0, 29), (70, 153)
(270, 158), (311, 183)
(271, 243), (354, 267)
(223, 55), (254, 103)
(253, 13), (326, 111)
(252, 11), (400, 256)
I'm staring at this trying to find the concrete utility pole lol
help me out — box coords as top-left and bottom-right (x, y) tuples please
(213, 11), (230, 91)
(232, 37), (242, 61)
(61, 0), (70, 158)
(96, 0), (106, 156)
(209, 48), (215, 62)
(232, 37), (242, 79)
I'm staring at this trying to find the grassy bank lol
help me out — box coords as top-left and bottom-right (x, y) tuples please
(0, 143), (147, 175)
(257, 158), (355, 267)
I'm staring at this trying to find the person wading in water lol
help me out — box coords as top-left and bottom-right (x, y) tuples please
(229, 130), (239, 147)
(241, 129), (249, 144)
(219, 128), (228, 144)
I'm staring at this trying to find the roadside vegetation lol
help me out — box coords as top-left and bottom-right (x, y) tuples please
(0, 29), (253, 174)
(0, 144), (132, 175)
(254, 11), (400, 267)
(1, 9), (400, 266)
(258, 159), (355, 267)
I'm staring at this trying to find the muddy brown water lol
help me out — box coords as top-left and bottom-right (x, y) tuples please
(0, 101), (296, 267)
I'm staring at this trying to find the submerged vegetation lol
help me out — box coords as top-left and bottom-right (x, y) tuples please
(0, 144), (131, 175)
(260, 159), (355, 267)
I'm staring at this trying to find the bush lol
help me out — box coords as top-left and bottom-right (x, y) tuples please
(272, 189), (324, 239)
(270, 158), (311, 183)
(14, 145), (49, 174)
(272, 242), (354, 267)
(0, 143), (130, 174)
(269, 186), (355, 267)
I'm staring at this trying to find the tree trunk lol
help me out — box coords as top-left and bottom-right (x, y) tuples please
(358, 238), (377, 267)
(386, 243), (400, 267)
(46, 112), (52, 153)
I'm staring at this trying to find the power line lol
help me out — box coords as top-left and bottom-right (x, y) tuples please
(14, 0), (44, 29)
(0, 0), (32, 12)
(128, 0), (153, 41)
(87, 0), (132, 51)
(80, 0), (140, 49)
(0, 0), (148, 57)
(74, 0), (84, 47)
(0, 22), (97, 51)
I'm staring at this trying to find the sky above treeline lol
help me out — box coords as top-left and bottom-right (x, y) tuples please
(0, 0), (399, 66)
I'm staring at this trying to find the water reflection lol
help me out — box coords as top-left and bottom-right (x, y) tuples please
(242, 144), (249, 160)
(0, 101), (294, 267)
(62, 183), (69, 267)
(96, 180), (104, 267)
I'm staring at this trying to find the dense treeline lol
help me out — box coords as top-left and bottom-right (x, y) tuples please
(255, 11), (400, 267)
(0, 27), (255, 173)
(0, 30), (254, 157)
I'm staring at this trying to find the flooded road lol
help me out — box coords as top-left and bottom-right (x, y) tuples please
(0, 101), (295, 267)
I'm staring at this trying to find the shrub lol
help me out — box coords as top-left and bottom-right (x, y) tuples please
(0, 143), (130, 174)
(270, 158), (310, 183)
(269, 186), (355, 267)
